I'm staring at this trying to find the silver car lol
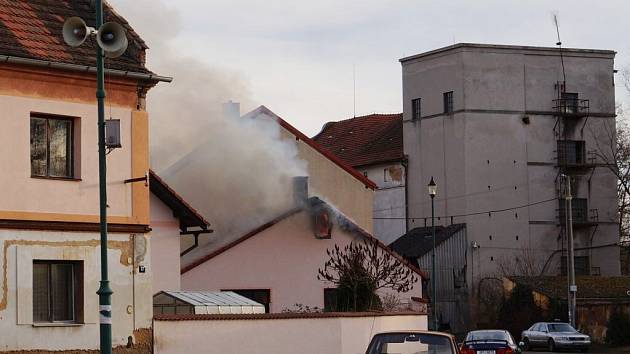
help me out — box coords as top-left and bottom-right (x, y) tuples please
(521, 322), (591, 352)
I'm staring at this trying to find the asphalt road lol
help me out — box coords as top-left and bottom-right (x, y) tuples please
(524, 351), (603, 354)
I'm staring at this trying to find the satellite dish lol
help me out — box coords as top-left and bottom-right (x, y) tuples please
(97, 22), (128, 58)
(62, 17), (90, 47)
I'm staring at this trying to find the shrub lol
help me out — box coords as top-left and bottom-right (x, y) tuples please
(606, 309), (630, 346)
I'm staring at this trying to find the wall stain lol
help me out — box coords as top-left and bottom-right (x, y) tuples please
(0, 238), (133, 311)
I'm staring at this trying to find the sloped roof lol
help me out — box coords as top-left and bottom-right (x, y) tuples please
(181, 197), (427, 279)
(0, 0), (151, 74)
(244, 106), (377, 189)
(149, 170), (211, 232)
(313, 113), (404, 168)
(508, 276), (630, 301)
(389, 224), (467, 259)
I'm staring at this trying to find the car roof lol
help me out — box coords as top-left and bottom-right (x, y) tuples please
(373, 331), (454, 339)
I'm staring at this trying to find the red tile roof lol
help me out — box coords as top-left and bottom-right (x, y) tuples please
(313, 113), (404, 168)
(0, 0), (150, 74)
(244, 106), (377, 190)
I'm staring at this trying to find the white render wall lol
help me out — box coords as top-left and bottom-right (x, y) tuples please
(0, 229), (152, 351)
(361, 162), (407, 245)
(402, 44), (621, 285)
(154, 314), (428, 354)
(150, 194), (182, 294)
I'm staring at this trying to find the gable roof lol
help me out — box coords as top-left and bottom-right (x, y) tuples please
(389, 224), (466, 259)
(244, 106), (377, 190)
(313, 113), (404, 168)
(181, 197), (427, 279)
(149, 170), (211, 233)
(508, 276), (630, 301)
(0, 0), (151, 74)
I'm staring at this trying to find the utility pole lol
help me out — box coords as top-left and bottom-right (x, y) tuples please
(94, 1), (113, 352)
(562, 174), (577, 327)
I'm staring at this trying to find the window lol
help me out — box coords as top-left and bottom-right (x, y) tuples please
(33, 261), (83, 323)
(561, 256), (590, 276)
(443, 91), (453, 114)
(561, 92), (579, 114)
(223, 289), (271, 313)
(30, 115), (74, 178)
(324, 288), (338, 312)
(411, 98), (421, 120)
(557, 140), (586, 165)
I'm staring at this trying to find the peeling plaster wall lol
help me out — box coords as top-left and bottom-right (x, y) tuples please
(0, 230), (152, 352)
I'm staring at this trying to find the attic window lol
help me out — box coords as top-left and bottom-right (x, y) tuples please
(314, 210), (332, 239)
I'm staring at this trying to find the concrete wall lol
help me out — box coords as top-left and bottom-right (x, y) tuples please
(154, 313), (427, 354)
(150, 194), (181, 293)
(0, 230), (152, 351)
(361, 162), (407, 245)
(181, 210), (422, 312)
(402, 45), (620, 288)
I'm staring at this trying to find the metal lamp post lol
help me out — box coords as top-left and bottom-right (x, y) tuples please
(428, 177), (438, 331)
(61, 3), (129, 352)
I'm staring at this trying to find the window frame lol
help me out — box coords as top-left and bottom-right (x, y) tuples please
(443, 91), (454, 114)
(411, 98), (421, 120)
(30, 113), (77, 180)
(32, 260), (83, 324)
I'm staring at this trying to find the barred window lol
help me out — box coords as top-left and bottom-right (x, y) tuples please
(412, 98), (421, 120)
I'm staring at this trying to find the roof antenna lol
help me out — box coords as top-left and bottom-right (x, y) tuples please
(353, 64), (356, 118)
(553, 14), (567, 87)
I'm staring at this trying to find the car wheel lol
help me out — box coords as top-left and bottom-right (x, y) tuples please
(547, 338), (556, 352)
(522, 338), (531, 351)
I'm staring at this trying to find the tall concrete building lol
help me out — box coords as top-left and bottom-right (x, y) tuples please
(400, 43), (620, 326)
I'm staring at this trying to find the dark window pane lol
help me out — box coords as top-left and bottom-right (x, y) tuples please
(51, 264), (74, 321)
(30, 118), (48, 176)
(33, 263), (50, 322)
(324, 288), (338, 312)
(48, 119), (72, 178)
(443, 91), (453, 113)
(412, 98), (421, 120)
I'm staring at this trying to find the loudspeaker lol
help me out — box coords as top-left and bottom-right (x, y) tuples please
(62, 17), (90, 47)
(97, 22), (128, 58)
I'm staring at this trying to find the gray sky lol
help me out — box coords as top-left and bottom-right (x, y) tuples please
(111, 0), (630, 136)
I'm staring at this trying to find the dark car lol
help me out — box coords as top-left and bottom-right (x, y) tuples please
(521, 322), (591, 352)
(459, 330), (522, 354)
(365, 331), (458, 354)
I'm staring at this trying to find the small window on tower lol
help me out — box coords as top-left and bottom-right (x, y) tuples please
(443, 91), (454, 114)
(412, 98), (421, 120)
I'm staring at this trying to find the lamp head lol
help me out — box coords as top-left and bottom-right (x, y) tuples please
(428, 176), (437, 197)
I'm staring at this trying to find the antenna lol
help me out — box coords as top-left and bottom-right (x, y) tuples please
(353, 64), (356, 118)
(553, 14), (567, 87)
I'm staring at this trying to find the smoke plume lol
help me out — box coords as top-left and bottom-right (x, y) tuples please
(110, 1), (308, 259)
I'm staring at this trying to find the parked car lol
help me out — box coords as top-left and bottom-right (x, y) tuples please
(459, 329), (522, 354)
(521, 322), (591, 352)
(365, 331), (458, 354)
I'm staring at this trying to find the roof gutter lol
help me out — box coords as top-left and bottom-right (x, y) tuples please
(0, 55), (173, 83)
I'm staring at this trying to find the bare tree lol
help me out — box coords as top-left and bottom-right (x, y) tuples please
(317, 238), (418, 311)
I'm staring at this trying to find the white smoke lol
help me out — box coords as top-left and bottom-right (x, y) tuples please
(109, 0), (308, 258)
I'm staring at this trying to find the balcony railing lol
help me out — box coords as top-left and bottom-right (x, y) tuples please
(553, 98), (590, 116)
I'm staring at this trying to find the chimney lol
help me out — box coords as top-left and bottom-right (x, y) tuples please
(222, 100), (241, 120)
(293, 176), (308, 207)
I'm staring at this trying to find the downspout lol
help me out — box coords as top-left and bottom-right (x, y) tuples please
(180, 233), (200, 257)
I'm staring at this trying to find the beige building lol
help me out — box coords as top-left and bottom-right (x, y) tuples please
(400, 43), (620, 328)
(0, 2), (168, 351)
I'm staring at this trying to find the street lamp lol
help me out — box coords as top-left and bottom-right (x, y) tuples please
(428, 177), (437, 331)
(62, 4), (128, 353)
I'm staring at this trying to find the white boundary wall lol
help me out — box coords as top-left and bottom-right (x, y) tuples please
(154, 313), (427, 354)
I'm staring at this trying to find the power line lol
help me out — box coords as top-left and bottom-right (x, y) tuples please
(373, 197), (558, 220)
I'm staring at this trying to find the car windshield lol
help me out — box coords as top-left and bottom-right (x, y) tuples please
(548, 323), (575, 332)
(366, 333), (454, 354)
(465, 330), (510, 343)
